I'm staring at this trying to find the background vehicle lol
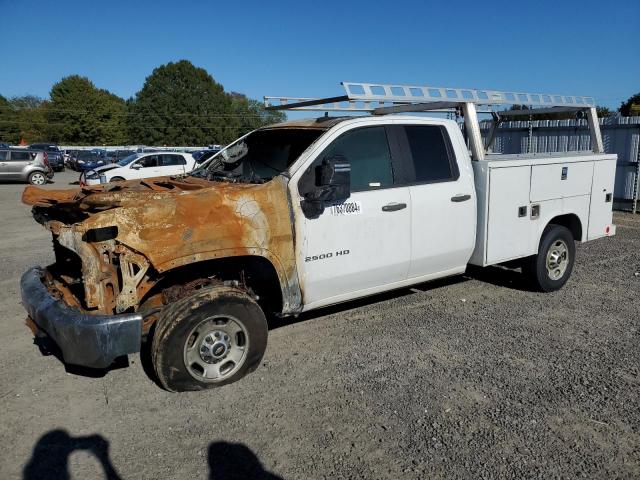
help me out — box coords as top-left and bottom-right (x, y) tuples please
(20, 82), (617, 392)
(0, 148), (53, 184)
(83, 151), (196, 185)
(74, 151), (109, 172)
(29, 143), (65, 171)
(192, 148), (222, 164)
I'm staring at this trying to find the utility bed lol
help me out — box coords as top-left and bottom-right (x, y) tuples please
(469, 152), (617, 266)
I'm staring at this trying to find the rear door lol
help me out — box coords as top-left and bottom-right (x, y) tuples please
(158, 154), (188, 176)
(295, 125), (411, 308)
(6, 150), (33, 179)
(391, 124), (476, 278)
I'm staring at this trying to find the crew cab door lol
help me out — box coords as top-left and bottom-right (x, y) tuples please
(295, 125), (411, 309)
(391, 124), (476, 278)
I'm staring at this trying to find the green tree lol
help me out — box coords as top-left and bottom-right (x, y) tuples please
(127, 60), (235, 145)
(229, 92), (286, 138)
(46, 75), (127, 144)
(0, 94), (20, 143)
(619, 93), (640, 116)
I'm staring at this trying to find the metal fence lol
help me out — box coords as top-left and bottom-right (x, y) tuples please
(480, 116), (640, 212)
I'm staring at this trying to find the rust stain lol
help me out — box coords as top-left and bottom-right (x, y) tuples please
(23, 175), (300, 316)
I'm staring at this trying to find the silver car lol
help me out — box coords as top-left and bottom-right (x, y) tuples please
(0, 148), (54, 185)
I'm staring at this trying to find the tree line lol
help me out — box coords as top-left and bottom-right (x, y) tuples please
(0, 60), (285, 146)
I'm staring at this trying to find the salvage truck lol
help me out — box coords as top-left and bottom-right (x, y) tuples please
(20, 82), (616, 391)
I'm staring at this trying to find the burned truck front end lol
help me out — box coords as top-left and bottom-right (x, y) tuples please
(20, 175), (299, 369)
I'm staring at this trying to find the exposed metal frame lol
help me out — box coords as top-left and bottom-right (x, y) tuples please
(264, 81), (603, 160)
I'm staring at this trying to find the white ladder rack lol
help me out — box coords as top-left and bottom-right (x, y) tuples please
(264, 81), (603, 160)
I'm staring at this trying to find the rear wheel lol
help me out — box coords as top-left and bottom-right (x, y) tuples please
(28, 171), (47, 185)
(151, 286), (268, 392)
(110, 176), (125, 182)
(523, 224), (575, 292)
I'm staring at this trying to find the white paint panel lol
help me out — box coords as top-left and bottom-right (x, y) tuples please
(486, 166), (534, 264)
(299, 188), (411, 305)
(588, 159), (616, 240)
(530, 162), (594, 202)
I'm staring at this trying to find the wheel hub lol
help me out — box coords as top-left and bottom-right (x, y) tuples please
(198, 331), (230, 363)
(546, 240), (569, 280)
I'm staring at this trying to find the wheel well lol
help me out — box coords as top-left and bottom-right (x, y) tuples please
(548, 214), (582, 241)
(144, 256), (284, 315)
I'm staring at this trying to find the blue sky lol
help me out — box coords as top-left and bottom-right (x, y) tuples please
(0, 0), (638, 111)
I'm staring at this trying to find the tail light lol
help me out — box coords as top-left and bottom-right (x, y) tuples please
(43, 152), (50, 168)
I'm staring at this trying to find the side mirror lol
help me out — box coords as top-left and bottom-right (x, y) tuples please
(302, 155), (351, 218)
(131, 163), (141, 170)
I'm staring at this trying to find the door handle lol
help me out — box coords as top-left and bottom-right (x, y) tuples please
(451, 194), (471, 202)
(382, 202), (407, 212)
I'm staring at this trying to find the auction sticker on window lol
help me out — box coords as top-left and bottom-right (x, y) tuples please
(330, 201), (362, 216)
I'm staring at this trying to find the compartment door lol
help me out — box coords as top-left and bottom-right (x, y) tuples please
(587, 159), (616, 240)
(486, 166), (534, 264)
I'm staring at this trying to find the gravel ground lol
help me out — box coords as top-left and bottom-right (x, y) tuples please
(1, 170), (639, 479)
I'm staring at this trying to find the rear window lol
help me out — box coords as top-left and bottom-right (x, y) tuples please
(160, 154), (186, 166)
(403, 125), (458, 183)
(10, 151), (31, 161)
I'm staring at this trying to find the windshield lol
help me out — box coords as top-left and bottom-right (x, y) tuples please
(117, 153), (139, 166)
(191, 128), (323, 183)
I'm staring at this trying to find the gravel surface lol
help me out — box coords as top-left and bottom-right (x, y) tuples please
(1, 170), (638, 479)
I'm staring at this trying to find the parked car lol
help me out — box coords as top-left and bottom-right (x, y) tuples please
(29, 143), (65, 172)
(83, 152), (197, 185)
(74, 151), (109, 172)
(0, 148), (53, 184)
(192, 148), (222, 164)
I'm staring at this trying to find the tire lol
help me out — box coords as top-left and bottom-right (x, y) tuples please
(28, 171), (47, 185)
(110, 176), (125, 182)
(523, 224), (575, 292)
(151, 285), (268, 392)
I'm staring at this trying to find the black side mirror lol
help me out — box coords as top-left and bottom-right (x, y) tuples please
(302, 155), (351, 218)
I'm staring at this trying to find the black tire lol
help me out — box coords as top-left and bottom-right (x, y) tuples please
(110, 176), (125, 182)
(28, 171), (47, 185)
(151, 285), (268, 392)
(523, 224), (575, 292)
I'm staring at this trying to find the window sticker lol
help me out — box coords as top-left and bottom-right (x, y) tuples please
(330, 201), (362, 216)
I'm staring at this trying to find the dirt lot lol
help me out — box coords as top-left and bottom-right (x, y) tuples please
(0, 170), (638, 479)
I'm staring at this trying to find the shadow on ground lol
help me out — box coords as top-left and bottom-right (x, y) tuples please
(23, 430), (281, 479)
(23, 429), (122, 480)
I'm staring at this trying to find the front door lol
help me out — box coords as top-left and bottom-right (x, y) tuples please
(295, 125), (411, 309)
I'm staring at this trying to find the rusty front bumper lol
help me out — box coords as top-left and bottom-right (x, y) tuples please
(20, 267), (142, 369)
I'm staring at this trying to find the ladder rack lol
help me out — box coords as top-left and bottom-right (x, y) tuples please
(264, 81), (603, 161)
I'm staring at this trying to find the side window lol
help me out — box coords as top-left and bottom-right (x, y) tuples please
(10, 151), (31, 161)
(402, 126), (458, 183)
(0, 151), (7, 161)
(137, 155), (158, 168)
(161, 154), (186, 166)
(300, 126), (394, 194)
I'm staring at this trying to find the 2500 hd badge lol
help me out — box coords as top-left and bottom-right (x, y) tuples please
(305, 249), (350, 262)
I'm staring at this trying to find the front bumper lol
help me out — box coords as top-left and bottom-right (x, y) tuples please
(20, 267), (142, 369)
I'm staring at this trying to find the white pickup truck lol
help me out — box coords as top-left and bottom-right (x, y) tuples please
(20, 82), (616, 391)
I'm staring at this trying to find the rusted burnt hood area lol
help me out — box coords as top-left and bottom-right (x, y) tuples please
(22, 175), (298, 319)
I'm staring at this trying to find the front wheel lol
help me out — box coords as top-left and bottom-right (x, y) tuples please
(151, 286), (268, 392)
(523, 224), (575, 292)
(110, 176), (125, 182)
(28, 171), (47, 185)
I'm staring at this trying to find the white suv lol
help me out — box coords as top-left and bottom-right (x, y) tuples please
(83, 152), (196, 185)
